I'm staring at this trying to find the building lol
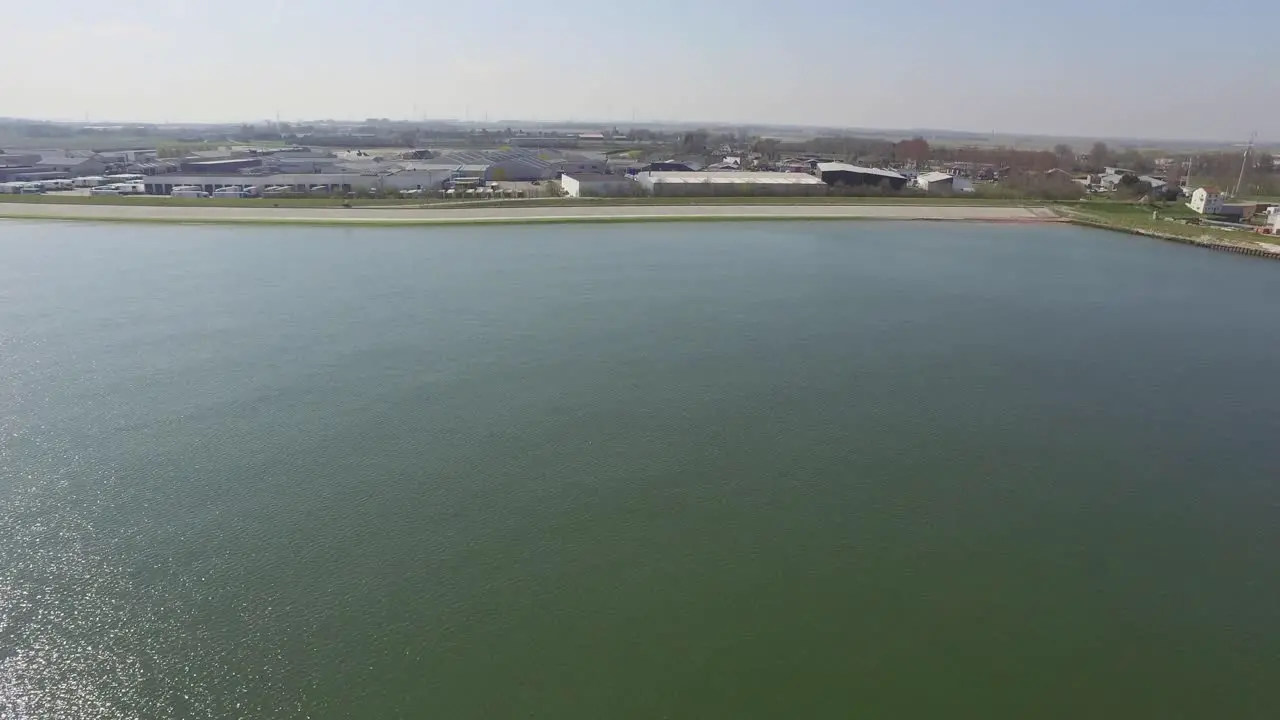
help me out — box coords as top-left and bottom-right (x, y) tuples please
(141, 169), (454, 196)
(559, 173), (637, 197)
(31, 152), (108, 176)
(96, 148), (158, 164)
(1217, 202), (1257, 221)
(814, 162), (908, 190)
(635, 161), (699, 173)
(1100, 173), (1126, 190)
(916, 171), (955, 193)
(1138, 175), (1167, 192)
(633, 171), (827, 197)
(1188, 187), (1224, 214)
(181, 158), (264, 173)
(414, 149), (605, 181)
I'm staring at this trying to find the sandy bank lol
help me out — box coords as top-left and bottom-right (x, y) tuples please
(0, 202), (1052, 226)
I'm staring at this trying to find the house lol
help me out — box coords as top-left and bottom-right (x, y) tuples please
(1138, 175), (1167, 191)
(1100, 173), (1126, 190)
(915, 171), (955, 193)
(1187, 187), (1224, 214)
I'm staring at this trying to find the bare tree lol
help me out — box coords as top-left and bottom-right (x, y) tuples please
(1089, 142), (1110, 169)
(1053, 144), (1074, 169)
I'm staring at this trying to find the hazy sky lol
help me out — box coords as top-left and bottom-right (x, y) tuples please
(5, 0), (1276, 141)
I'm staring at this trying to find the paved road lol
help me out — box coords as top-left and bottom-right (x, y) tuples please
(0, 202), (1048, 225)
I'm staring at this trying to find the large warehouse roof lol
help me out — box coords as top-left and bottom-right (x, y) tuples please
(640, 171), (826, 185)
(815, 162), (905, 180)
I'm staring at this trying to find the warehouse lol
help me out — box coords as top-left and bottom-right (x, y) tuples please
(559, 173), (638, 197)
(31, 152), (109, 177)
(423, 149), (605, 181)
(141, 169), (454, 196)
(815, 162), (907, 190)
(633, 171), (828, 197)
(915, 171), (955, 193)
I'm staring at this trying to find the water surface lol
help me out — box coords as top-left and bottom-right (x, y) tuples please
(2, 221), (1278, 718)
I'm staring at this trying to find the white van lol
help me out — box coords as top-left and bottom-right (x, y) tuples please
(89, 187), (121, 196)
(20, 184), (45, 194)
(212, 186), (247, 198)
(73, 176), (105, 188)
(171, 186), (209, 198)
(114, 182), (146, 195)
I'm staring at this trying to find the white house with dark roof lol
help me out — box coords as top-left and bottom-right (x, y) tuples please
(1188, 187), (1224, 214)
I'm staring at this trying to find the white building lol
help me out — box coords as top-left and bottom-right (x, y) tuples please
(1100, 173), (1125, 190)
(634, 171), (827, 197)
(559, 173), (637, 197)
(1187, 187), (1224, 215)
(915, 171), (955, 193)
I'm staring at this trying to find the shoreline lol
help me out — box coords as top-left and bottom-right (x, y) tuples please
(0, 202), (1053, 227)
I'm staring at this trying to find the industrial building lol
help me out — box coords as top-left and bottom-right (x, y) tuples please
(415, 149), (605, 181)
(915, 171), (955, 193)
(815, 162), (908, 190)
(31, 152), (109, 176)
(0, 151), (108, 180)
(559, 173), (637, 197)
(141, 169), (455, 196)
(633, 171), (828, 197)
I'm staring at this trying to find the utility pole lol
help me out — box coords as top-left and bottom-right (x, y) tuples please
(1233, 131), (1256, 198)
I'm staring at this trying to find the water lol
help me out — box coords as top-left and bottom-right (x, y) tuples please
(1, 220), (1278, 719)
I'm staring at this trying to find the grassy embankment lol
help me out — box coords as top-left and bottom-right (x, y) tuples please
(1056, 201), (1273, 248)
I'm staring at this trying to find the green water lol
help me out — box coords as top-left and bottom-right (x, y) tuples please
(1, 221), (1277, 719)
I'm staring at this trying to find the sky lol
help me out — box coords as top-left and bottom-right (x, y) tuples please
(4, 0), (1277, 141)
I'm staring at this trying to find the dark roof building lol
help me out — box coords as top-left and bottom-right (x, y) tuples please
(815, 162), (908, 190)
